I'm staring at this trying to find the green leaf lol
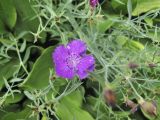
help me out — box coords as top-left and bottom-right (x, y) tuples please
(127, 0), (132, 20)
(20, 40), (26, 52)
(132, 0), (160, 16)
(116, 35), (128, 46)
(2, 93), (24, 105)
(97, 19), (114, 33)
(23, 45), (44, 64)
(42, 114), (48, 120)
(111, 0), (137, 14)
(56, 90), (94, 120)
(22, 46), (54, 90)
(0, 19), (6, 34)
(147, 31), (160, 42)
(113, 0), (125, 5)
(0, 59), (19, 89)
(0, 38), (14, 46)
(0, 0), (17, 29)
(144, 18), (153, 27)
(1, 107), (36, 120)
(129, 40), (144, 50)
(116, 35), (144, 50)
(13, 0), (46, 42)
(0, 104), (20, 118)
(24, 91), (35, 100)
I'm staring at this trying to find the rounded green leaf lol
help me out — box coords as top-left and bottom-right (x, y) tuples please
(56, 90), (94, 120)
(13, 0), (46, 42)
(3, 93), (24, 105)
(132, 0), (160, 16)
(1, 108), (36, 120)
(22, 46), (54, 90)
(0, 0), (17, 29)
(0, 59), (19, 89)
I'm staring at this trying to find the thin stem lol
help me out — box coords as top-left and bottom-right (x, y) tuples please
(15, 42), (29, 75)
(125, 76), (143, 100)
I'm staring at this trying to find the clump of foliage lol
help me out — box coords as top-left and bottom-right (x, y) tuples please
(0, 0), (160, 120)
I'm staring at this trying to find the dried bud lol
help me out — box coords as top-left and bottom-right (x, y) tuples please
(103, 89), (116, 107)
(125, 99), (138, 113)
(128, 62), (139, 69)
(148, 63), (157, 68)
(50, 75), (56, 80)
(140, 101), (157, 118)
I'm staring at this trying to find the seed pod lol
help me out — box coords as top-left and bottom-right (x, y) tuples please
(140, 101), (157, 118)
(103, 89), (116, 107)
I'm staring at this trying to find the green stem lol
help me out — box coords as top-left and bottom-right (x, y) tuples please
(125, 76), (143, 101)
(15, 40), (29, 75)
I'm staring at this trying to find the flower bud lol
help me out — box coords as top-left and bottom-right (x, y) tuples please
(139, 100), (157, 118)
(125, 99), (138, 113)
(128, 62), (139, 69)
(90, 0), (99, 8)
(148, 63), (157, 68)
(103, 89), (116, 107)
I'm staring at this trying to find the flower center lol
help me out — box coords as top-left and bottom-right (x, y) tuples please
(66, 53), (81, 69)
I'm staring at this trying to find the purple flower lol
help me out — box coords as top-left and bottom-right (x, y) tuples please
(52, 40), (95, 79)
(90, 0), (98, 8)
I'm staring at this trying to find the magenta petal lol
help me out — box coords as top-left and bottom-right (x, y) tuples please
(52, 45), (69, 64)
(66, 40), (86, 55)
(55, 63), (75, 79)
(53, 45), (75, 79)
(90, 0), (98, 8)
(52, 40), (95, 80)
(77, 55), (95, 79)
